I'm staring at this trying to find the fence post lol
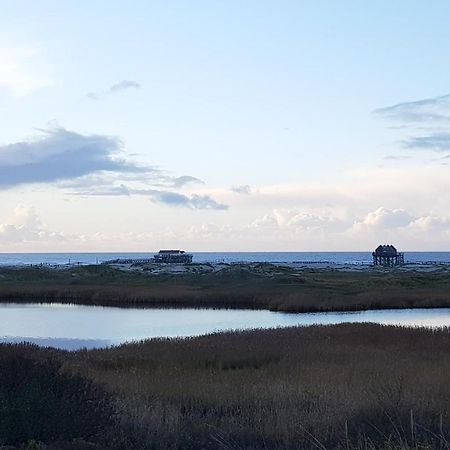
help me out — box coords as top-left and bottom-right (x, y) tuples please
(345, 420), (349, 450)
(410, 409), (415, 448)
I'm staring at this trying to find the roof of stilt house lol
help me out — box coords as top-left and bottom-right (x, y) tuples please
(373, 245), (398, 256)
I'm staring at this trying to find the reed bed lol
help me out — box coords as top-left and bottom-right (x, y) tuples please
(0, 264), (449, 312)
(2, 324), (450, 449)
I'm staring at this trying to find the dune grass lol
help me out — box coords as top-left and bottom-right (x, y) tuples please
(0, 264), (449, 312)
(2, 324), (450, 449)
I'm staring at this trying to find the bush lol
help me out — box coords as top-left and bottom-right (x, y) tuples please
(0, 346), (115, 448)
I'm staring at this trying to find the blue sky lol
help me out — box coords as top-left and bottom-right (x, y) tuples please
(1, 1), (450, 251)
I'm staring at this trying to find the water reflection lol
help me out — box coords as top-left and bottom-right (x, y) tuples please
(1, 303), (450, 350)
(0, 336), (111, 350)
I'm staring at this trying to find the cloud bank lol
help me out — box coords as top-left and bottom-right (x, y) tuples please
(0, 127), (140, 188)
(0, 127), (227, 210)
(3, 163), (450, 252)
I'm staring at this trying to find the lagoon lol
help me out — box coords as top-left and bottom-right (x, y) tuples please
(1, 303), (450, 350)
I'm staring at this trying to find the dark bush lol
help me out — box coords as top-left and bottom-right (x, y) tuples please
(0, 347), (115, 447)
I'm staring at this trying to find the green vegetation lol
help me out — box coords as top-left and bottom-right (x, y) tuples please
(2, 324), (450, 449)
(0, 264), (449, 312)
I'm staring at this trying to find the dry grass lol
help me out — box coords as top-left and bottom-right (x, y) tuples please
(67, 324), (450, 449)
(2, 324), (450, 448)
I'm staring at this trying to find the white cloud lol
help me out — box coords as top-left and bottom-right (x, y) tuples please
(2, 201), (450, 252)
(249, 209), (348, 234)
(352, 207), (415, 232)
(407, 215), (450, 234)
(0, 205), (65, 244)
(250, 213), (280, 230)
(1, 162), (449, 251)
(183, 206), (450, 251)
(0, 46), (52, 95)
(0, 205), (169, 250)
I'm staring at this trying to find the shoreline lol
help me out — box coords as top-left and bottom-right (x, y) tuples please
(2, 259), (450, 272)
(0, 262), (449, 313)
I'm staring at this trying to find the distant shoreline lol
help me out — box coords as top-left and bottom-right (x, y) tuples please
(0, 262), (449, 313)
(3, 259), (450, 271)
(1, 250), (450, 268)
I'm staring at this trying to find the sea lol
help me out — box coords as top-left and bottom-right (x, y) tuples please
(0, 252), (449, 266)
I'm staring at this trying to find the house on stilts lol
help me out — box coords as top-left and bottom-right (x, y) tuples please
(372, 245), (404, 267)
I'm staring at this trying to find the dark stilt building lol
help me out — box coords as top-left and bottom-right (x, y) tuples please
(153, 250), (193, 263)
(372, 245), (404, 267)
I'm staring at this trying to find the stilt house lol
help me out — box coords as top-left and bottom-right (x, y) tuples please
(372, 245), (404, 267)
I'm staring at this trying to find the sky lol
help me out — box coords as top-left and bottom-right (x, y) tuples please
(1, 1), (450, 252)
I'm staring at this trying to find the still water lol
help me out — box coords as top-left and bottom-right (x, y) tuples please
(1, 303), (450, 350)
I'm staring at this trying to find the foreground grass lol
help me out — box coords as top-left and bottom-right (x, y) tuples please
(0, 264), (449, 312)
(2, 324), (450, 449)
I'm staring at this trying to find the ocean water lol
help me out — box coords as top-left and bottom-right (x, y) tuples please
(0, 251), (449, 266)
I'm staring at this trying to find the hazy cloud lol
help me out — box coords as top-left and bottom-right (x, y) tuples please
(69, 184), (136, 197)
(150, 190), (228, 210)
(169, 176), (204, 188)
(0, 46), (52, 95)
(402, 133), (450, 151)
(230, 185), (252, 194)
(374, 94), (450, 123)
(109, 80), (140, 93)
(383, 155), (411, 161)
(85, 92), (101, 101)
(0, 205), (65, 243)
(374, 94), (450, 159)
(86, 79), (140, 100)
(67, 184), (228, 210)
(61, 171), (203, 194)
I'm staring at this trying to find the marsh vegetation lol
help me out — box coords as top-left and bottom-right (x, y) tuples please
(0, 264), (449, 313)
(2, 324), (450, 449)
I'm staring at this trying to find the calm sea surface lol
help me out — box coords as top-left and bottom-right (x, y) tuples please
(1, 252), (450, 266)
(1, 304), (450, 350)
